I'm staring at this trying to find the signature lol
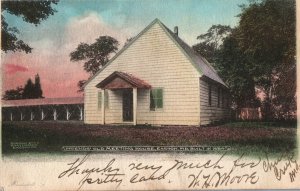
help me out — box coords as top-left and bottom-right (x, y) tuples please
(188, 153), (260, 188)
(263, 151), (300, 182)
(58, 154), (125, 190)
(128, 152), (260, 188)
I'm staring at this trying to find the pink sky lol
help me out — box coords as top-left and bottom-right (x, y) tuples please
(2, 12), (127, 98)
(2, 52), (89, 98)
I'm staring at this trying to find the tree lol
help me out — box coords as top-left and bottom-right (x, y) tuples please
(193, 42), (216, 64)
(70, 36), (119, 91)
(235, 0), (296, 119)
(195, 0), (296, 120)
(193, 25), (232, 63)
(193, 25), (256, 109)
(2, 74), (45, 100)
(193, 24), (257, 108)
(215, 34), (259, 108)
(2, 86), (23, 100)
(209, 0), (296, 119)
(123, 37), (135, 47)
(33, 74), (44, 98)
(22, 79), (35, 99)
(77, 80), (87, 93)
(1, 0), (59, 53)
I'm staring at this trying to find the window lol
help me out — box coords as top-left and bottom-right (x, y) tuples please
(208, 85), (212, 106)
(150, 88), (163, 110)
(226, 96), (230, 108)
(98, 91), (102, 109)
(104, 91), (109, 108)
(98, 91), (109, 110)
(217, 88), (220, 107)
(222, 91), (225, 108)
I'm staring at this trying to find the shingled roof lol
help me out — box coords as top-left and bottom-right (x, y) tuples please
(96, 71), (151, 89)
(2, 97), (84, 107)
(159, 22), (227, 87)
(84, 19), (227, 88)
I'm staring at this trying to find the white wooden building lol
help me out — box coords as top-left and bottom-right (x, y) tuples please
(83, 19), (231, 126)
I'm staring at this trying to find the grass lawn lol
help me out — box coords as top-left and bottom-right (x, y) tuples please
(1, 121), (297, 156)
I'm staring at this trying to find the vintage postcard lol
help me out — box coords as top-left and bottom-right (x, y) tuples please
(0, 0), (299, 190)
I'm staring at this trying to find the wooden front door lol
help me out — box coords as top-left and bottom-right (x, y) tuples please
(123, 89), (133, 121)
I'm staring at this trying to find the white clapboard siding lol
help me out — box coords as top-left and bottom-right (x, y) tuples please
(199, 79), (231, 125)
(84, 22), (200, 125)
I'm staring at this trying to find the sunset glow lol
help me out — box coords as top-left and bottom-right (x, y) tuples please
(2, 0), (247, 98)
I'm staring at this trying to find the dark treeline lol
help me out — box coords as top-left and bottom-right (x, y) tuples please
(3, 74), (44, 100)
(193, 0), (296, 120)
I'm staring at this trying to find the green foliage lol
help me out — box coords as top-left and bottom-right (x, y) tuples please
(215, 35), (259, 108)
(195, 0), (296, 119)
(70, 36), (119, 91)
(123, 37), (135, 47)
(77, 80), (87, 92)
(22, 79), (35, 99)
(70, 36), (119, 75)
(193, 25), (232, 63)
(197, 25), (232, 47)
(236, 0), (295, 85)
(193, 42), (216, 63)
(1, 0), (58, 53)
(193, 24), (258, 108)
(33, 74), (44, 98)
(1, 18), (32, 53)
(2, 86), (23, 100)
(3, 74), (44, 100)
(235, 0), (296, 119)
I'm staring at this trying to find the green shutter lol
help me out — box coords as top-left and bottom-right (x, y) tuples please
(157, 89), (162, 98)
(104, 91), (109, 108)
(150, 88), (163, 110)
(150, 90), (155, 110)
(222, 90), (225, 108)
(217, 88), (220, 107)
(98, 92), (102, 109)
(208, 85), (212, 106)
(157, 98), (163, 108)
(157, 89), (163, 108)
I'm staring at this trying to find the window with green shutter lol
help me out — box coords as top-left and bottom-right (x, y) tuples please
(222, 91), (225, 108)
(217, 88), (220, 107)
(98, 91), (109, 110)
(98, 91), (102, 110)
(104, 91), (109, 109)
(208, 85), (212, 106)
(150, 88), (163, 110)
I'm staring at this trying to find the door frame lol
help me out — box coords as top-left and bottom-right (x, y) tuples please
(122, 89), (133, 122)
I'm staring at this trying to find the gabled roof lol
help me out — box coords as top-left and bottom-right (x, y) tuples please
(83, 18), (227, 89)
(2, 97), (84, 107)
(159, 22), (227, 87)
(96, 71), (151, 89)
